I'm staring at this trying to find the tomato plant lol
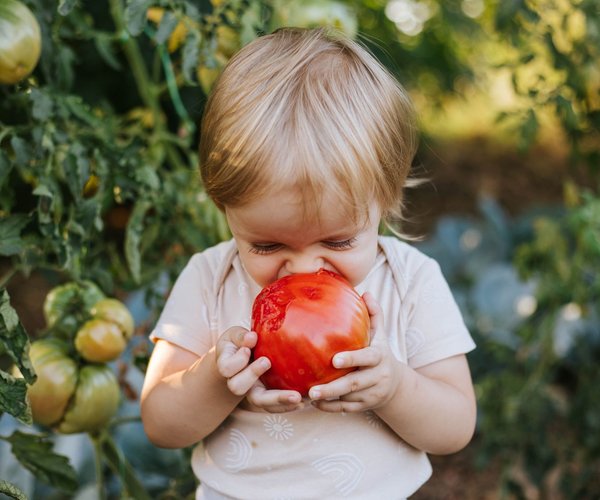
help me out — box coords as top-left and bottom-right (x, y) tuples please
(251, 269), (370, 396)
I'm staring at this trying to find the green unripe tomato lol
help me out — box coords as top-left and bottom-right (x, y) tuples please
(91, 298), (135, 339)
(43, 281), (105, 332)
(57, 364), (120, 434)
(0, 0), (41, 84)
(74, 318), (127, 362)
(22, 339), (78, 427)
(16, 339), (121, 434)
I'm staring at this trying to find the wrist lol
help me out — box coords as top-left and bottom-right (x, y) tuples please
(375, 361), (415, 417)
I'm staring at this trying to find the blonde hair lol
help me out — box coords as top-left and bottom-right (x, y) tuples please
(199, 27), (418, 229)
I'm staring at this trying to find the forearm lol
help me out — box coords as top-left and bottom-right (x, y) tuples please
(141, 347), (241, 448)
(375, 357), (476, 455)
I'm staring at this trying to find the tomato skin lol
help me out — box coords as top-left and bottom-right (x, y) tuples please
(74, 318), (127, 363)
(17, 339), (121, 433)
(0, 0), (41, 84)
(24, 339), (78, 427)
(251, 269), (370, 396)
(91, 298), (135, 339)
(43, 281), (105, 333)
(57, 364), (120, 434)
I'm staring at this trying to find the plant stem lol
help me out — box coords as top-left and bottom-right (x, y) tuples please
(0, 267), (18, 289)
(90, 432), (107, 500)
(108, 0), (163, 130)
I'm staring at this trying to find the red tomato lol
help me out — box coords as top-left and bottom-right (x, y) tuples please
(251, 269), (370, 396)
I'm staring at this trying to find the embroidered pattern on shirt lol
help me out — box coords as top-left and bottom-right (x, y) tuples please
(263, 415), (294, 441)
(311, 453), (364, 497)
(225, 428), (252, 472)
(405, 327), (425, 358)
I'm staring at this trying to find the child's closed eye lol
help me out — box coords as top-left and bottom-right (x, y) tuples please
(249, 243), (282, 255)
(322, 237), (357, 250)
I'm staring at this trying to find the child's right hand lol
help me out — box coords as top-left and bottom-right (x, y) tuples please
(216, 327), (271, 396)
(216, 326), (304, 412)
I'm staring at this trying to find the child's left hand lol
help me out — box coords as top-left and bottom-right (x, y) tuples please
(308, 292), (401, 413)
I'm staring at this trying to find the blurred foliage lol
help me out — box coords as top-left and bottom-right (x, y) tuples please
(0, 0), (599, 498)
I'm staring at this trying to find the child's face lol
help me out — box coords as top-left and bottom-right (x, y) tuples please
(225, 187), (381, 288)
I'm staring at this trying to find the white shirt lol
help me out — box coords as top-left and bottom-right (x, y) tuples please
(151, 236), (476, 499)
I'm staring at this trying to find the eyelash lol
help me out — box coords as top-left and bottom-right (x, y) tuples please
(323, 238), (357, 250)
(249, 238), (357, 255)
(249, 244), (281, 255)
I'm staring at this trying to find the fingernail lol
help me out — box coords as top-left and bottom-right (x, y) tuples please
(333, 355), (344, 368)
(260, 357), (270, 369)
(309, 389), (321, 399)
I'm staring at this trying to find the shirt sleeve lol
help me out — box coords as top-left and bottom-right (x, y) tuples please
(150, 252), (216, 356)
(404, 257), (476, 369)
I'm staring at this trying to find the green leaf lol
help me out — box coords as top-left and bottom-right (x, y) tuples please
(0, 215), (29, 256)
(58, 0), (78, 16)
(33, 183), (54, 198)
(0, 479), (28, 500)
(182, 30), (201, 84)
(7, 431), (78, 493)
(125, 0), (154, 36)
(63, 143), (90, 202)
(30, 88), (54, 121)
(0, 150), (12, 190)
(94, 33), (123, 70)
(55, 45), (75, 90)
(101, 434), (151, 500)
(0, 289), (36, 383)
(10, 136), (29, 166)
(125, 201), (151, 283)
(155, 11), (179, 45)
(134, 165), (161, 191)
(64, 96), (102, 128)
(0, 370), (32, 424)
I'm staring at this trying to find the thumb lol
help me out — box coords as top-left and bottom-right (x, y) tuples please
(362, 292), (383, 343)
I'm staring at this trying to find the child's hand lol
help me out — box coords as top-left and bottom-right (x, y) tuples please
(244, 383), (304, 413)
(308, 292), (401, 413)
(216, 327), (271, 396)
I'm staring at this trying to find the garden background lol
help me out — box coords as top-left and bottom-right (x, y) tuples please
(1, 0), (599, 498)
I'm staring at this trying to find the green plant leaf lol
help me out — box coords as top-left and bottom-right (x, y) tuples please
(0, 289), (36, 384)
(155, 11), (179, 45)
(0, 480), (28, 500)
(7, 431), (78, 493)
(0, 150), (12, 190)
(94, 33), (123, 70)
(9, 137), (29, 167)
(182, 30), (201, 84)
(30, 88), (54, 122)
(125, 201), (151, 283)
(0, 370), (31, 424)
(125, 0), (154, 36)
(58, 0), (78, 16)
(101, 434), (151, 500)
(0, 215), (29, 256)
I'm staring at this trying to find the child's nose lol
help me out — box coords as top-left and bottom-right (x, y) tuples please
(285, 253), (325, 275)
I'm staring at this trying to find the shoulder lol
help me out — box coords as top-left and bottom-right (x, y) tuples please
(377, 235), (442, 296)
(184, 239), (239, 293)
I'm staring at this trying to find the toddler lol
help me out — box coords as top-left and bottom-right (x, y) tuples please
(141, 27), (476, 499)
